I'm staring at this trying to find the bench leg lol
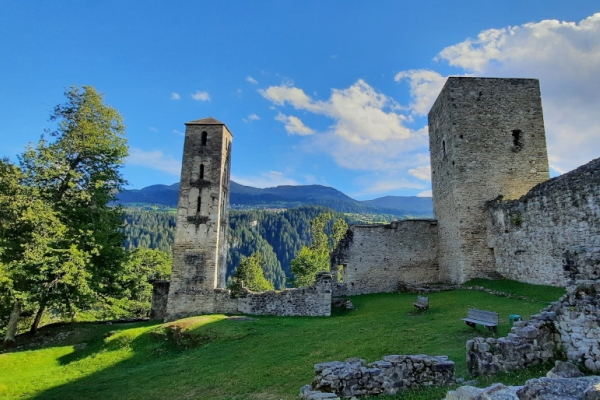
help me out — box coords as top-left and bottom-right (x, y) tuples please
(465, 321), (476, 329)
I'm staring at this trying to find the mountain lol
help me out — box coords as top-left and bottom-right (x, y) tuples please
(116, 181), (433, 217)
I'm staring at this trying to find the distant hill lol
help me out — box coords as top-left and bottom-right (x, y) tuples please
(116, 181), (433, 217)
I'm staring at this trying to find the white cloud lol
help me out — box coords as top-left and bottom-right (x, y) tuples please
(434, 12), (600, 173)
(191, 91), (211, 101)
(246, 76), (258, 85)
(408, 165), (431, 181)
(128, 148), (181, 175)
(173, 130), (185, 136)
(275, 112), (314, 135)
(351, 177), (427, 198)
(149, 126), (158, 132)
(231, 170), (299, 188)
(170, 92), (181, 100)
(394, 70), (448, 116)
(417, 190), (433, 198)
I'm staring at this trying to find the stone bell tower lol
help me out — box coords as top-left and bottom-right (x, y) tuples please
(165, 117), (233, 321)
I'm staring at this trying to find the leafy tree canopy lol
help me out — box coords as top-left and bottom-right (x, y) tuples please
(228, 252), (274, 297)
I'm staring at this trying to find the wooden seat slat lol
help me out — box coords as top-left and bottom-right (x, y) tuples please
(462, 308), (498, 334)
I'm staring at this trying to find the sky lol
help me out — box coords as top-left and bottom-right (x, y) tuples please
(1, 1), (599, 200)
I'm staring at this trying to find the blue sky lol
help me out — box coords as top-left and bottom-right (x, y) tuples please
(2, 1), (599, 199)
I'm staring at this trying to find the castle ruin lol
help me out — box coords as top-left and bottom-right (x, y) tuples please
(157, 77), (600, 320)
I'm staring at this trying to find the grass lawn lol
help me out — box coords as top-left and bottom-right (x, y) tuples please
(0, 281), (565, 400)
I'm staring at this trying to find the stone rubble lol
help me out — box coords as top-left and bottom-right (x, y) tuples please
(300, 354), (455, 399)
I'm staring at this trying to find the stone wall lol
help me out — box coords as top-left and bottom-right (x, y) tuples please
(301, 354), (455, 399)
(149, 281), (170, 320)
(487, 157), (600, 286)
(467, 280), (600, 376)
(466, 310), (558, 376)
(429, 77), (549, 283)
(237, 272), (332, 316)
(153, 273), (332, 319)
(331, 220), (439, 296)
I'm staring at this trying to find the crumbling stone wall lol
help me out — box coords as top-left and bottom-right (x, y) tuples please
(467, 280), (600, 376)
(237, 272), (332, 316)
(153, 273), (332, 319)
(149, 281), (170, 320)
(429, 77), (550, 284)
(331, 219), (439, 296)
(487, 157), (600, 286)
(301, 354), (455, 399)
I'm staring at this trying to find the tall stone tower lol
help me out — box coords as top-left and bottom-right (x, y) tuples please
(165, 117), (232, 321)
(428, 77), (549, 283)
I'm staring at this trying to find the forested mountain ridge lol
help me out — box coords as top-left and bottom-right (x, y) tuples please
(116, 181), (433, 217)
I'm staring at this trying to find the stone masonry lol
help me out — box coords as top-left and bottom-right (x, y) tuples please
(330, 219), (439, 295)
(301, 354), (455, 399)
(165, 117), (233, 321)
(487, 156), (600, 287)
(428, 77), (549, 284)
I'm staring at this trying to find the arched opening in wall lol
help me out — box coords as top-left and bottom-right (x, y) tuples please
(201, 131), (208, 146)
(200, 164), (205, 179)
(512, 130), (523, 152)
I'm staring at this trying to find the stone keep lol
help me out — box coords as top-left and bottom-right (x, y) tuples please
(428, 77), (550, 283)
(165, 117), (232, 321)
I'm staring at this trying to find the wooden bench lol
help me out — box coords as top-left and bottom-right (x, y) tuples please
(413, 296), (429, 311)
(462, 308), (498, 334)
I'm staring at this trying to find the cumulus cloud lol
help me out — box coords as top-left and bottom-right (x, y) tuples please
(394, 70), (448, 116)
(246, 76), (258, 84)
(191, 91), (211, 101)
(231, 170), (299, 188)
(128, 148), (181, 175)
(408, 165), (432, 181)
(275, 112), (314, 135)
(417, 190), (433, 198)
(171, 92), (181, 100)
(434, 13), (600, 173)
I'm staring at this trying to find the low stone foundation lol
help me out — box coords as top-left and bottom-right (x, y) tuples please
(153, 272), (333, 320)
(301, 354), (455, 399)
(467, 280), (600, 376)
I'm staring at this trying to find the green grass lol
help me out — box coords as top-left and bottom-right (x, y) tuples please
(0, 281), (564, 399)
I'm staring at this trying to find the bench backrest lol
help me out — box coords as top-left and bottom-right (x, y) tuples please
(417, 296), (429, 305)
(467, 308), (498, 324)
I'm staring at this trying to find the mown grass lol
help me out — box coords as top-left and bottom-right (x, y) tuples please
(0, 281), (564, 400)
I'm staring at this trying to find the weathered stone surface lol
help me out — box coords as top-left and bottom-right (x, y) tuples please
(517, 376), (600, 400)
(301, 354), (454, 399)
(330, 219), (440, 296)
(547, 361), (585, 379)
(430, 77), (549, 284)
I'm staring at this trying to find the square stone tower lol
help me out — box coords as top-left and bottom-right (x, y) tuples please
(428, 77), (549, 283)
(165, 117), (232, 321)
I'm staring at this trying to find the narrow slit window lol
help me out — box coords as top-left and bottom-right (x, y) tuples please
(201, 131), (208, 146)
(197, 191), (202, 214)
(199, 164), (204, 179)
(512, 130), (523, 147)
(442, 140), (446, 156)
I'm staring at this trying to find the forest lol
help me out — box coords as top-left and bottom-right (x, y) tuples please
(122, 205), (389, 289)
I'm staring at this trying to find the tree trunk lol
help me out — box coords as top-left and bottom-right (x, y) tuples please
(30, 299), (47, 334)
(3, 301), (22, 348)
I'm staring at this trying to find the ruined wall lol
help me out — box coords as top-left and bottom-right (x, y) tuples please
(153, 273), (332, 319)
(301, 354), (455, 399)
(331, 220), (439, 296)
(487, 157), (600, 286)
(149, 281), (170, 320)
(166, 118), (233, 321)
(467, 280), (600, 376)
(429, 77), (549, 283)
(237, 272), (332, 316)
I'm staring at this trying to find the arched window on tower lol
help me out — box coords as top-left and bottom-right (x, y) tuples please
(201, 131), (208, 146)
(512, 130), (523, 152)
(200, 164), (205, 180)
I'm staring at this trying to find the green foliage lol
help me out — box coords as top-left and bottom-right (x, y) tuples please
(0, 86), (129, 333)
(291, 212), (348, 287)
(228, 252), (274, 297)
(0, 281), (565, 399)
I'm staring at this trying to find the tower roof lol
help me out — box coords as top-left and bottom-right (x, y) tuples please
(185, 117), (225, 125)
